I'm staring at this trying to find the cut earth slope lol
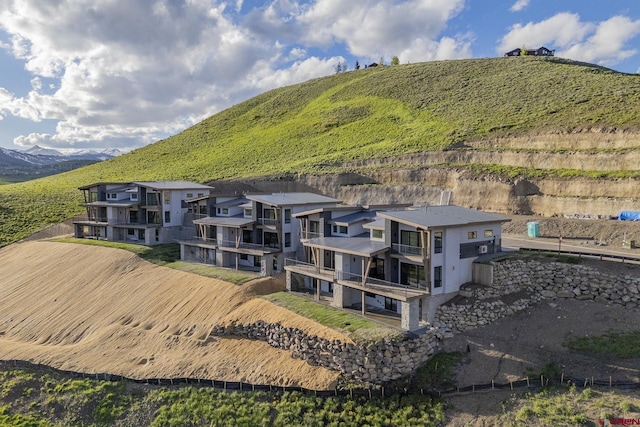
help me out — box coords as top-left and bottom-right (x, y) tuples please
(0, 241), (352, 389)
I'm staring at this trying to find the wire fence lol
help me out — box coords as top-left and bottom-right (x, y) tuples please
(2, 359), (639, 400)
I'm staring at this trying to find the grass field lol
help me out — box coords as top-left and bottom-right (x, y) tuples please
(1, 57), (640, 247)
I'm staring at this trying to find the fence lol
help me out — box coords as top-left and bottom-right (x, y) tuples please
(520, 247), (640, 264)
(2, 359), (639, 400)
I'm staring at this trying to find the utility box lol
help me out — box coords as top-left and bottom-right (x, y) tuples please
(527, 221), (540, 238)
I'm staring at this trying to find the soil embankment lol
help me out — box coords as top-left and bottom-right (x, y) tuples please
(0, 241), (351, 389)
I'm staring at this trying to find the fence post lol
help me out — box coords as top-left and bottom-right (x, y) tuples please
(541, 375), (544, 387)
(610, 376), (612, 388)
(526, 377), (530, 387)
(561, 373), (564, 384)
(492, 380), (494, 390)
(510, 381), (513, 390)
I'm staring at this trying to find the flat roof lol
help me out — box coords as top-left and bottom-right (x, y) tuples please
(213, 197), (249, 208)
(78, 181), (212, 191)
(329, 211), (377, 226)
(247, 192), (340, 207)
(85, 201), (138, 208)
(194, 216), (254, 228)
(304, 236), (388, 257)
(378, 205), (511, 229)
(132, 181), (213, 191)
(293, 205), (361, 218)
(363, 218), (385, 229)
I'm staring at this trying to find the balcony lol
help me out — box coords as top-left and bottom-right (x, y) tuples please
(300, 231), (323, 240)
(218, 239), (281, 253)
(392, 243), (425, 257)
(284, 259), (335, 282)
(73, 215), (107, 224)
(181, 236), (218, 247)
(335, 270), (429, 300)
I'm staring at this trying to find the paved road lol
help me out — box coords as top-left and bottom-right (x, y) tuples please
(502, 233), (640, 262)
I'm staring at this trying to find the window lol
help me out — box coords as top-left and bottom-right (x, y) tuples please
(323, 250), (335, 270)
(197, 193), (204, 197)
(244, 208), (252, 218)
(90, 192), (98, 202)
(148, 211), (161, 224)
(130, 193), (138, 201)
(309, 221), (320, 234)
(147, 193), (158, 206)
(372, 229), (383, 239)
(401, 230), (420, 247)
(186, 193), (193, 198)
(484, 229), (494, 238)
(400, 263), (426, 288)
(263, 232), (278, 248)
(333, 225), (347, 235)
(242, 229), (252, 243)
(263, 208), (276, 220)
(369, 258), (384, 279)
(284, 209), (291, 224)
(221, 208), (229, 215)
(130, 211), (138, 223)
(164, 192), (170, 205)
(434, 266), (442, 288)
(164, 211), (171, 223)
(240, 254), (248, 260)
(385, 297), (398, 312)
(434, 231), (443, 254)
(285, 232), (291, 248)
(107, 193), (117, 199)
(468, 231), (478, 239)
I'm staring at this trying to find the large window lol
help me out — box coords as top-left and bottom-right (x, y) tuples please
(242, 229), (252, 243)
(164, 211), (171, 223)
(323, 250), (335, 270)
(284, 232), (291, 248)
(401, 230), (420, 247)
(384, 297), (398, 312)
(369, 258), (385, 280)
(148, 211), (161, 224)
(309, 221), (320, 234)
(263, 208), (276, 220)
(434, 266), (442, 288)
(372, 229), (383, 239)
(263, 232), (279, 248)
(433, 231), (443, 254)
(400, 263), (426, 288)
(284, 209), (291, 224)
(147, 193), (158, 206)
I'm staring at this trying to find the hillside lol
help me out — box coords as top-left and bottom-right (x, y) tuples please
(1, 57), (640, 246)
(0, 240), (349, 389)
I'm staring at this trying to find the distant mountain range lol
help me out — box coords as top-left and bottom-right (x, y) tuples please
(0, 145), (122, 167)
(0, 145), (122, 183)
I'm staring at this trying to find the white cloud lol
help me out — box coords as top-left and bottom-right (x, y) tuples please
(509, 0), (529, 12)
(559, 16), (640, 66)
(0, 0), (466, 151)
(246, 0), (468, 63)
(497, 13), (640, 68)
(498, 13), (592, 53)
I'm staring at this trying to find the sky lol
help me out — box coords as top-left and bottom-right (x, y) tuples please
(0, 1), (639, 153)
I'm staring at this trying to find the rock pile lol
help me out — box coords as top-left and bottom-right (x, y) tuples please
(212, 321), (444, 384)
(436, 257), (640, 333)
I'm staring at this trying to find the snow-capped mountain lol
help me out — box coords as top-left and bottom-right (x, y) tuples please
(0, 145), (121, 167)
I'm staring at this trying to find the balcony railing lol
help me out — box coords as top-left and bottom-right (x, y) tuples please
(73, 215), (107, 223)
(218, 240), (280, 252)
(335, 270), (429, 297)
(300, 231), (323, 240)
(258, 218), (278, 226)
(392, 243), (424, 257)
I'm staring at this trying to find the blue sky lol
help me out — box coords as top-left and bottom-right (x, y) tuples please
(0, 0), (639, 152)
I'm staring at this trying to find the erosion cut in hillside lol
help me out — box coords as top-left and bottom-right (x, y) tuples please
(0, 241), (353, 389)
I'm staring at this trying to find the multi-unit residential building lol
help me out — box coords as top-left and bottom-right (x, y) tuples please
(179, 192), (340, 276)
(73, 181), (213, 245)
(285, 205), (510, 331)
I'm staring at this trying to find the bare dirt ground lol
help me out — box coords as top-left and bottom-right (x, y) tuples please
(0, 240), (352, 389)
(444, 216), (640, 426)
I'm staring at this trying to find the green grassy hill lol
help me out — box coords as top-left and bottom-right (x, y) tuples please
(1, 57), (640, 246)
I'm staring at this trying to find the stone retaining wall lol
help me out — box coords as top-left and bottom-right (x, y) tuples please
(436, 258), (640, 333)
(210, 321), (446, 385)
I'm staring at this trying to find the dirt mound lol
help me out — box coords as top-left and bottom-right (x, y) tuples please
(0, 241), (351, 389)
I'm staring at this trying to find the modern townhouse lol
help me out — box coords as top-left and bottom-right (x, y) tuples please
(179, 192), (340, 276)
(285, 205), (510, 331)
(73, 181), (213, 245)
